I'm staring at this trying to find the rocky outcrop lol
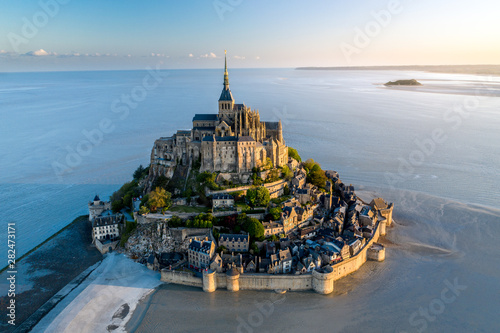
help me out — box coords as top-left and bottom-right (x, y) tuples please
(125, 222), (189, 257)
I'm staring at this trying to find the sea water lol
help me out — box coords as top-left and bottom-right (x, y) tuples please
(1, 68), (500, 332)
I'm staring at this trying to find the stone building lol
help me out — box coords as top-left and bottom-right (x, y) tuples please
(218, 233), (249, 252)
(88, 195), (111, 221)
(149, 51), (288, 182)
(188, 239), (215, 269)
(212, 193), (234, 209)
(92, 215), (122, 242)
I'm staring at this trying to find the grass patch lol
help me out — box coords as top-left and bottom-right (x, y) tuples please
(169, 205), (210, 213)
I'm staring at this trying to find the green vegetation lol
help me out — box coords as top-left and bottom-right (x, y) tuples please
(120, 220), (138, 247)
(384, 79), (422, 86)
(242, 217), (265, 240)
(268, 234), (280, 242)
(186, 213), (215, 228)
(269, 207), (282, 221)
(288, 147), (302, 162)
(167, 216), (183, 227)
(111, 180), (141, 212)
(281, 165), (293, 181)
(169, 205), (210, 213)
(303, 158), (327, 188)
(270, 195), (292, 205)
(133, 164), (149, 180)
(138, 206), (150, 215)
(197, 172), (222, 191)
(246, 187), (270, 207)
(148, 187), (172, 212)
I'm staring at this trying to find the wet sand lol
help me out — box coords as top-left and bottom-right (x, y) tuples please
(0, 216), (102, 332)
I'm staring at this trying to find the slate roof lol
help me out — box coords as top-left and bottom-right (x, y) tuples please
(93, 215), (120, 228)
(219, 87), (234, 101)
(193, 127), (216, 131)
(265, 122), (280, 130)
(202, 136), (238, 142)
(193, 114), (219, 121)
(238, 136), (254, 142)
(213, 193), (234, 200)
(219, 234), (249, 242)
(188, 240), (213, 255)
(93, 195), (100, 201)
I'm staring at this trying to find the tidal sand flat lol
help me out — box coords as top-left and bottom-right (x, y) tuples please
(33, 253), (160, 333)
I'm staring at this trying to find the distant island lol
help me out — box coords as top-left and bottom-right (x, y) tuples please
(384, 79), (422, 86)
(296, 64), (500, 76)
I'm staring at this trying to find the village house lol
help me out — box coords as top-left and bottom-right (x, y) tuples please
(218, 233), (249, 252)
(188, 238), (215, 269)
(92, 214), (122, 242)
(262, 221), (284, 236)
(212, 193), (234, 209)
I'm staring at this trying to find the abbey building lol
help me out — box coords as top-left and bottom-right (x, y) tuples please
(149, 52), (288, 181)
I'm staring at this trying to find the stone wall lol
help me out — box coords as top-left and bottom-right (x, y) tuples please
(160, 219), (386, 294)
(161, 270), (203, 288)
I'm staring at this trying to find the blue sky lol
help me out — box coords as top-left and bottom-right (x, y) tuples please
(0, 0), (499, 71)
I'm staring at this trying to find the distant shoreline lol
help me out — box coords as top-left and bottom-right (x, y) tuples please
(296, 64), (500, 76)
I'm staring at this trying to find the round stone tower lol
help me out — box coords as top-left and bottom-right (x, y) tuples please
(226, 267), (240, 292)
(379, 219), (387, 236)
(367, 243), (386, 262)
(203, 269), (216, 292)
(312, 266), (335, 294)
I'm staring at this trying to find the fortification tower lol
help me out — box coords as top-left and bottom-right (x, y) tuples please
(203, 269), (217, 292)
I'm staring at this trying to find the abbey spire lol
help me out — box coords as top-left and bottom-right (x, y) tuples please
(219, 50), (234, 103)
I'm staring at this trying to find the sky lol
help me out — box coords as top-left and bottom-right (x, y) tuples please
(0, 0), (499, 72)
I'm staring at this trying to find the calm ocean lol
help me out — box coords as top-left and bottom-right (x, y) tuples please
(2, 68), (500, 332)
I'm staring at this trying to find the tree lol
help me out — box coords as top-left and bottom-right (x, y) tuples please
(246, 187), (270, 207)
(268, 234), (279, 242)
(303, 159), (327, 188)
(281, 165), (293, 181)
(243, 217), (265, 239)
(138, 205), (150, 215)
(133, 165), (145, 180)
(269, 207), (282, 221)
(168, 215), (183, 227)
(288, 147), (302, 162)
(148, 187), (172, 212)
(283, 184), (290, 196)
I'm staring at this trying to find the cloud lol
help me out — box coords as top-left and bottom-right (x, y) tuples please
(25, 49), (51, 56)
(0, 50), (17, 57)
(188, 53), (194, 57)
(233, 55), (246, 60)
(256, 56), (261, 60)
(200, 52), (217, 58)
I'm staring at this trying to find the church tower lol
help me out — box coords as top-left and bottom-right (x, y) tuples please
(218, 50), (235, 118)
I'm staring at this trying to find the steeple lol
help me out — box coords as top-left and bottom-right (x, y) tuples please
(219, 50), (234, 109)
(224, 50), (229, 88)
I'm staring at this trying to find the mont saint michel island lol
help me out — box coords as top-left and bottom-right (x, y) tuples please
(88, 53), (394, 295)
